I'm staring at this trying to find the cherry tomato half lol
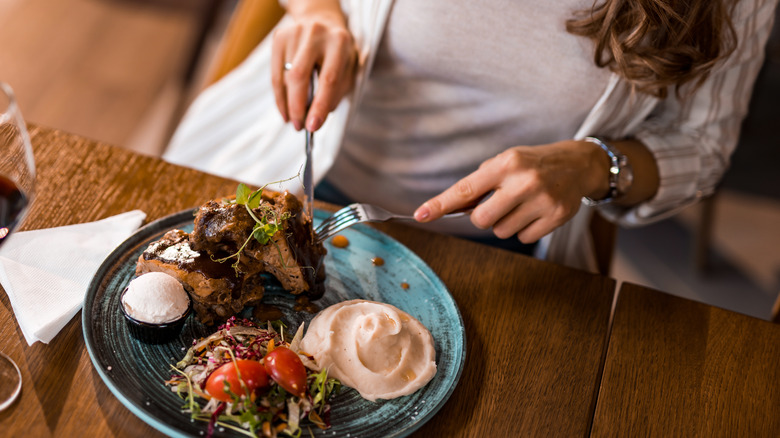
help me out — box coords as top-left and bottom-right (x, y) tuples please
(205, 359), (269, 402)
(264, 346), (307, 398)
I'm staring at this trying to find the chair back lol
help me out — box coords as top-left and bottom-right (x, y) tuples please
(207, 0), (285, 85)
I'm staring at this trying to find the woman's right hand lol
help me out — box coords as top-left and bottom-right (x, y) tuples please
(271, 0), (358, 132)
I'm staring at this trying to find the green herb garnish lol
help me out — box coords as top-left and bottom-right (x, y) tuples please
(214, 173), (300, 271)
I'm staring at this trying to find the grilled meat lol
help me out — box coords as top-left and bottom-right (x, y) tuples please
(190, 190), (326, 298)
(135, 190), (326, 325)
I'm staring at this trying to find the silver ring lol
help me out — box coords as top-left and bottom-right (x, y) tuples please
(284, 62), (293, 71)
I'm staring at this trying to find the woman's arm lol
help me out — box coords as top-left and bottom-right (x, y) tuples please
(607, 138), (660, 207)
(413, 137), (660, 243)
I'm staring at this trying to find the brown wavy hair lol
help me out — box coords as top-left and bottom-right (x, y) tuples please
(566, 0), (739, 98)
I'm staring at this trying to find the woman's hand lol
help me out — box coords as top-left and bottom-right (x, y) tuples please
(271, 1), (358, 132)
(413, 140), (611, 243)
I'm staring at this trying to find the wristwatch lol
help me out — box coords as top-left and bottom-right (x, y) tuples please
(582, 136), (633, 206)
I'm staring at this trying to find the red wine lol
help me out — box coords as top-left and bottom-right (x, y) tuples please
(0, 174), (28, 244)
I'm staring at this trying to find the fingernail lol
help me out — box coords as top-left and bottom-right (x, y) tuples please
(293, 120), (303, 131)
(306, 116), (322, 132)
(414, 206), (430, 222)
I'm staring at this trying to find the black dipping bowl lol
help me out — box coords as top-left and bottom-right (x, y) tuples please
(119, 287), (192, 344)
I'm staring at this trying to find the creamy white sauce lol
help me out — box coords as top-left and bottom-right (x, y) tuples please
(300, 299), (437, 401)
(122, 272), (190, 324)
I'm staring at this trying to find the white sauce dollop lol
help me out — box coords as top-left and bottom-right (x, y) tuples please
(300, 299), (437, 401)
(122, 272), (190, 324)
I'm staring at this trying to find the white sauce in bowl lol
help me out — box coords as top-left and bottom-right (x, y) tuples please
(122, 272), (190, 324)
(300, 299), (437, 401)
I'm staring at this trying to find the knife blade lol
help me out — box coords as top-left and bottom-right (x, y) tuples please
(304, 71), (316, 225)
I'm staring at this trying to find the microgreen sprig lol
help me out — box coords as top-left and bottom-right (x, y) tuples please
(213, 173), (300, 271)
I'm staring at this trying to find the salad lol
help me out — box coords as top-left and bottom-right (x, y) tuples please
(166, 317), (340, 437)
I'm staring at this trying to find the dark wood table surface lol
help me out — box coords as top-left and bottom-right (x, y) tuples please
(592, 282), (780, 437)
(0, 125), (617, 437)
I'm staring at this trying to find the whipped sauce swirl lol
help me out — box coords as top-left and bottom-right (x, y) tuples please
(300, 299), (437, 401)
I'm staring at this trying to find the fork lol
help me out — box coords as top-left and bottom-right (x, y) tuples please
(315, 203), (470, 242)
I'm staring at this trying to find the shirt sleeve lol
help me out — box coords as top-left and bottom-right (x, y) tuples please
(603, 0), (778, 226)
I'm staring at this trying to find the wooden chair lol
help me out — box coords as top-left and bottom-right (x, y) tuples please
(206, 0), (285, 85)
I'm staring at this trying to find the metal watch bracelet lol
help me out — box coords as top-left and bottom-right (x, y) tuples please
(581, 136), (632, 206)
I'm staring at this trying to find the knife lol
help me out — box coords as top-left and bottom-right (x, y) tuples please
(304, 71), (316, 225)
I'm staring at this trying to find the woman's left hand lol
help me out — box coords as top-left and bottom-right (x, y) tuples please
(413, 140), (609, 243)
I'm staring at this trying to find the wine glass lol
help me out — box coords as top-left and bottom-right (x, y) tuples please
(0, 81), (36, 411)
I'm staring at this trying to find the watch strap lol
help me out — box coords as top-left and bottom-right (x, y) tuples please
(582, 136), (624, 206)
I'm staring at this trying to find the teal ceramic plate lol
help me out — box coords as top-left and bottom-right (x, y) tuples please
(83, 209), (466, 437)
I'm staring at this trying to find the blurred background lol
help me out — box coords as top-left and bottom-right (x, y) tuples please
(1, 0), (777, 319)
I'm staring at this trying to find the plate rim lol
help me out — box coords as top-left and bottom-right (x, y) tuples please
(82, 208), (466, 437)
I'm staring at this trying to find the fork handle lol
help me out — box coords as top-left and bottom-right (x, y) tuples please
(395, 210), (470, 221)
(429, 195), (487, 218)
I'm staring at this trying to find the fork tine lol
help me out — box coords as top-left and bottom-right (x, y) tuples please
(317, 218), (359, 242)
(315, 208), (364, 242)
(314, 205), (360, 238)
(321, 213), (359, 234)
(315, 206), (356, 232)
(314, 205), (354, 234)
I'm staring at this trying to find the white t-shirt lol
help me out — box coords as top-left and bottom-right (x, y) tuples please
(326, 0), (611, 234)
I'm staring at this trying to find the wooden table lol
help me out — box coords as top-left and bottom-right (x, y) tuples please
(592, 282), (780, 437)
(0, 125), (616, 437)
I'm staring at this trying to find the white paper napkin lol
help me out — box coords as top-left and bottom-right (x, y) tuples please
(0, 210), (146, 345)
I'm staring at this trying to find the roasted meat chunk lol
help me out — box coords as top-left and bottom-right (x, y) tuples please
(135, 229), (266, 326)
(190, 190), (326, 298)
(135, 189), (326, 325)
